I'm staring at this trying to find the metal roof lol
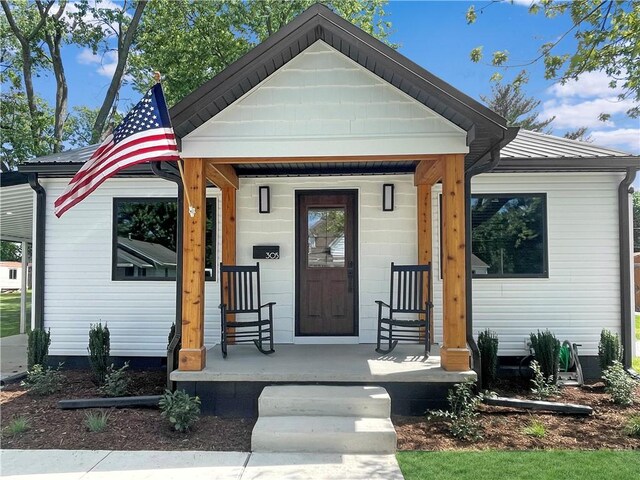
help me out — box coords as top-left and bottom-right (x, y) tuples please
(501, 130), (632, 159)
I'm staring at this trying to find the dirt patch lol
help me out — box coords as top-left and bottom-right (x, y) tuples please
(1, 370), (254, 451)
(394, 381), (640, 451)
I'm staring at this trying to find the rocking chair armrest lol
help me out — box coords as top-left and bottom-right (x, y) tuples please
(260, 302), (276, 309)
(375, 300), (391, 309)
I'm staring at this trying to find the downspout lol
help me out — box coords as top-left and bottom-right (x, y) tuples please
(464, 149), (501, 381)
(27, 174), (45, 330)
(151, 162), (183, 388)
(618, 167), (637, 369)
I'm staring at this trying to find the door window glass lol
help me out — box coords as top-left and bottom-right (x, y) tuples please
(307, 208), (345, 267)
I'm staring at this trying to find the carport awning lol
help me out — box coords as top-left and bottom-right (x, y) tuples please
(0, 173), (34, 242)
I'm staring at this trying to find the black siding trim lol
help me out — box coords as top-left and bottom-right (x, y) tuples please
(27, 174), (45, 330)
(619, 167), (637, 368)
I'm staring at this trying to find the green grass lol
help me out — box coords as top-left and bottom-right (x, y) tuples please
(4, 416), (30, 436)
(635, 312), (639, 341)
(397, 451), (640, 480)
(0, 291), (30, 337)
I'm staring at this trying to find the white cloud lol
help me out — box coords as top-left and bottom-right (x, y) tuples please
(63, 1), (127, 37)
(590, 128), (640, 154)
(511, 0), (536, 6)
(547, 71), (624, 99)
(541, 96), (634, 128)
(76, 48), (118, 77)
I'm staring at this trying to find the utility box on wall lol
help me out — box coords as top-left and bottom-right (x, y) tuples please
(253, 245), (280, 260)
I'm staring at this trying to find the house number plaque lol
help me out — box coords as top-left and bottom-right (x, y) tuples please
(253, 245), (280, 260)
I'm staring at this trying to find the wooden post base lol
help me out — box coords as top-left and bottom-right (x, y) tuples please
(179, 346), (207, 371)
(440, 347), (471, 371)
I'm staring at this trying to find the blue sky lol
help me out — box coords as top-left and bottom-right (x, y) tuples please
(33, 0), (639, 177)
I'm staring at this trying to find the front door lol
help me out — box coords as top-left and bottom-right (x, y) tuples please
(296, 191), (358, 336)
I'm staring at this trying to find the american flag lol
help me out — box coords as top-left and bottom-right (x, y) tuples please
(54, 84), (180, 217)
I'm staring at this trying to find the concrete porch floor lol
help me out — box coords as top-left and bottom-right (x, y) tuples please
(170, 344), (476, 383)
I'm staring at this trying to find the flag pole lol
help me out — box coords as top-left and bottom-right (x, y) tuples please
(155, 71), (196, 218)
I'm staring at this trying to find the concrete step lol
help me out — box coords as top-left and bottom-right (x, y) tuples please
(259, 385), (391, 418)
(251, 415), (397, 454)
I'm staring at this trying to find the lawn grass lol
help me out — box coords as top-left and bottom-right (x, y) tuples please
(636, 312), (639, 341)
(397, 451), (640, 480)
(0, 291), (30, 337)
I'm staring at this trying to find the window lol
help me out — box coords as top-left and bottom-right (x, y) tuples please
(9, 269), (17, 280)
(113, 197), (216, 281)
(471, 194), (547, 277)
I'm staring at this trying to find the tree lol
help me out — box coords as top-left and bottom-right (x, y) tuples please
(129, 0), (394, 106)
(563, 127), (593, 142)
(480, 73), (554, 132)
(467, 1), (640, 118)
(0, 241), (21, 262)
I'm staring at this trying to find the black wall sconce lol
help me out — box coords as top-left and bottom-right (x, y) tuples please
(259, 186), (271, 213)
(382, 183), (394, 211)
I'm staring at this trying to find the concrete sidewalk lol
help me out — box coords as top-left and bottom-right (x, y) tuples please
(0, 333), (27, 382)
(0, 449), (405, 480)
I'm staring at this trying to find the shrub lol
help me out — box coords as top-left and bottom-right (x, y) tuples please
(85, 410), (110, 433)
(522, 419), (546, 438)
(602, 361), (637, 406)
(478, 329), (499, 388)
(27, 328), (50, 368)
(88, 323), (110, 384)
(159, 389), (201, 433)
(529, 330), (560, 384)
(21, 364), (63, 396)
(530, 360), (560, 400)
(624, 415), (640, 437)
(4, 416), (30, 436)
(428, 381), (485, 441)
(598, 329), (622, 372)
(98, 362), (130, 397)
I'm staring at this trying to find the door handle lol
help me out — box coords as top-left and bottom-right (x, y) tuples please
(347, 261), (354, 293)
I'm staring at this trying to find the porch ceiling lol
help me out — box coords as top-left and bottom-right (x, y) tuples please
(233, 160), (419, 177)
(0, 173), (33, 242)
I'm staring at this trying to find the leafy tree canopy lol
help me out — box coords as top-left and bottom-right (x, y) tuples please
(0, 241), (21, 262)
(467, 0), (640, 118)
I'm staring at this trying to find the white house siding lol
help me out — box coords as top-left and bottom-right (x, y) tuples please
(181, 41), (467, 159)
(431, 172), (623, 356)
(0, 264), (23, 290)
(41, 177), (221, 357)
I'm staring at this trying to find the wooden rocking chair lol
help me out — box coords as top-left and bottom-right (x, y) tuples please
(375, 263), (433, 355)
(219, 263), (275, 358)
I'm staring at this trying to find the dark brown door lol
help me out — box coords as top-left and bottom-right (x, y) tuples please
(296, 191), (358, 336)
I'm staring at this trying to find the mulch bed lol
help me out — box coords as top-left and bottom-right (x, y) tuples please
(2, 370), (639, 451)
(0, 370), (254, 451)
(394, 379), (640, 451)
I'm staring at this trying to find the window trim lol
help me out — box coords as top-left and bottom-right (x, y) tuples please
(439, 192), (549, 279)
(112, 197), (217, 282)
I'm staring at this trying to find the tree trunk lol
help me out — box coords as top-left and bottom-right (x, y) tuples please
(91, 1), (147, 144)
(45, 26), (67, 153)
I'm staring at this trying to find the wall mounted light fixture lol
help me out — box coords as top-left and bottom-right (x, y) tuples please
(259, 186), (271, 213)
(383, 183), (395, 211)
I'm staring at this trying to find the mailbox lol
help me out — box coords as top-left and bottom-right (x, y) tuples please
(253, 245), (280, 260)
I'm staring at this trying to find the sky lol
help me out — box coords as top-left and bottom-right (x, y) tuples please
(32, 0), (639, 183)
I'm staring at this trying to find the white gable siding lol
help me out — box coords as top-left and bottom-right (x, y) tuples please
(431, 172), (623, 356)
(41, 178), (221, 357)
(181, 41), (467, 158)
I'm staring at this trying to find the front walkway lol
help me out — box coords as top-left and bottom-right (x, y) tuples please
(0, 333), (27, 382)
(0, 449), (404, 480)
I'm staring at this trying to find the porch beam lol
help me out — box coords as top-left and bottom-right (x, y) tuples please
(417, 183), (434, 343)
(221, 186), (237, 342)
(205, 154), (442, 165)
(205, 161), (239, 190)
(414, 158), (444, 186)
(441, 153), (471, 371)
(179, 158), (207, 371)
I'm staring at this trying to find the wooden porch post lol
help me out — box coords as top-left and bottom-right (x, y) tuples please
(221, 186), (237, 341)
(179, 158), (207, 371)
(441, 154), (470, 371)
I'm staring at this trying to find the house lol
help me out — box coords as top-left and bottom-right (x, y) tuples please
(13, 5), (638, 414)
(0, 261), (27, 291)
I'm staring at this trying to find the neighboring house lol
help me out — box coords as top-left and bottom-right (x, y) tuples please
(635, 252), (640, 311)
(11, 5), (637, 408)
(0, 261), (29, 291)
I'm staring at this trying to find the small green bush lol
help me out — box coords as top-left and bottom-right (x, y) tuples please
(530, 360), (560, 400)
(598, 329), (622, 372)
(85, 410), (110, 433)
(602, 361), (637, 406)
(530, 330), (560, 384)
(27, 328), (50, 368)
(4, 416), (30, 436)
(88, 323), (110, 384)
(522, 419), (546, 438)
(21, 364), (63, 396)
(478, 329), (499, 388)
(428, 381), (485, 441)
(624, 415), (640, 437)
(98, 362), (130, 397)
(159, 389), (201, 433)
